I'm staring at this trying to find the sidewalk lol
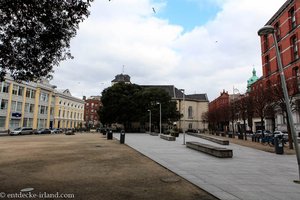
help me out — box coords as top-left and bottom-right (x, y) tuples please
(114, 133), (300, 200)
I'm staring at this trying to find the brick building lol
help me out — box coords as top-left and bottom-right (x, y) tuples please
(254, 0), (300, 133)
(84, 96), (102, 128)
(208, 90), (230, 131)
(255, 0), (300, 91)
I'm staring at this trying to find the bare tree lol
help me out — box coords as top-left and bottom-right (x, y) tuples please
(271, 78), (298, 149)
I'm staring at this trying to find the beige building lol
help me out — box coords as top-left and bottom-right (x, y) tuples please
(54, 89), (85, 129)
(0, 76), (84, 131)
(143, 85), (209, 131)
(177, 94), (209, 131)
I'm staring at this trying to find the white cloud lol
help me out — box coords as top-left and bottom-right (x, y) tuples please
(51, 0), (286, 100)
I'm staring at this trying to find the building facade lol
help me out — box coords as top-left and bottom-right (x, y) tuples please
(0, 76), (84, 131)
(84, 96), (102, 128)
(143, 85), (209, 131)
(54, 89), (85, 129)
(255, 0), (300, 133)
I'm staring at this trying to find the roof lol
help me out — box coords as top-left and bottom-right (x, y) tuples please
(141, 85), (208, 102)
(265, 0), (293, 25)
(111, 74), (131, 83)
(247, 68), (259, 92)
(185, 94), (208, 102)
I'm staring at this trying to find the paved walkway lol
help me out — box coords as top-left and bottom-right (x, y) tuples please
(114, 133), (300, 200)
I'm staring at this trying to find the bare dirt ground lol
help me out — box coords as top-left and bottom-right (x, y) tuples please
(205, 133), (296, 155)
(0, 133), (218, 200)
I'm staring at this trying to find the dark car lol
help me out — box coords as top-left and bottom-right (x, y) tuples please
(65, 128), (75, 135)
(34, 128), (51, 134)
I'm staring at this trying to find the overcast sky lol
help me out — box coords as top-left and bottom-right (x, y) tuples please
(51, 0), (286, 101)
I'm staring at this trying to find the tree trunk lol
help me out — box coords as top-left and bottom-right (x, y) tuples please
(243, 118), (247, 140)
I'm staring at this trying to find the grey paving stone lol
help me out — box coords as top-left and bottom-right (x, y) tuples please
(114, 133), (300, 200)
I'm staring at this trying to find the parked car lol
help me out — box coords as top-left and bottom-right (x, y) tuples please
(50, 128), (62, 134)
(65, 128), (75, 135)
(10, 127), (33, 135)
(34, 128), (51, 134)
(273, 130), (289, 142)
(255, 130), (272, 137)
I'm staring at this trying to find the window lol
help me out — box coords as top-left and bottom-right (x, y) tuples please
(10, 119), (20, 129)
(266, 80), (271, 88)
(188, 106), (193, 119)
(39, 105), (46, 114)
(1, 82), (10, 93)
(40, 92), (49, 102)
(291, 36), (298, 61)
(11, 101), (22, 112)
(23, 118), (33, 127)
(12, 85), (18, 95)
(263, 35), (269, 52)
(0, 116), (5, 128)
(26, 89), (36, 99)
(24, 103), (34, 113)
(58, 110), (61, 117)
(275, 22), (280, 41)
(188, 123), (193, 129)
(29, 104), (34, 113)
(290, 7), (296, 30)
(0, 99), (8, 110)
(18, 86), (24, 96)
(25, 103), (29, 113)
(12, 85), (23, 96)
(50, 107), (54, 115)
(293, 67), (300, 91)
(37, 119), (46, 128)
(265, 55), (271, 76)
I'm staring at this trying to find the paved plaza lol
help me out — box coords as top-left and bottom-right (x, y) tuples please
(114, 133), (300, 200)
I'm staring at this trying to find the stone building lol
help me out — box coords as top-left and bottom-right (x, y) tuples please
(0, 75), (84, 131)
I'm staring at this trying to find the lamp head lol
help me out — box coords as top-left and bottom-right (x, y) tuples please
(258, 25), (275, 36)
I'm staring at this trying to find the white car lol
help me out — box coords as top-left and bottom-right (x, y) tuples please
(10, 127), (33, 135)
(273, 131), (288, 141)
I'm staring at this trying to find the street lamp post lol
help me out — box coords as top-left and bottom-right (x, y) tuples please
(180, 89), (185, 145)
(157, 102), (161, 134)
(258, 25), (300, 183)
(148, 109), (151, 133)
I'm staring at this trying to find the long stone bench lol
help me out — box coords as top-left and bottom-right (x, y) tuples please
(160, 134), (176, 141)
(186, 141), (233, 158)
(187, 132), (229, 145)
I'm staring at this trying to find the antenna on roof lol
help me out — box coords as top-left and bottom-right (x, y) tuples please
(122, 65), (125, 74)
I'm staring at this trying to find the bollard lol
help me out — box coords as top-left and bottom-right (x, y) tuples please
(107, 130), (113, 140)
(120, 130), (125, 144)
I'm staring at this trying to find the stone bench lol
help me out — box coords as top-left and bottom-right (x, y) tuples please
(186, 141), (233, 158)
(187, 132), (229, 145)
(160, 134), (176, 141)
